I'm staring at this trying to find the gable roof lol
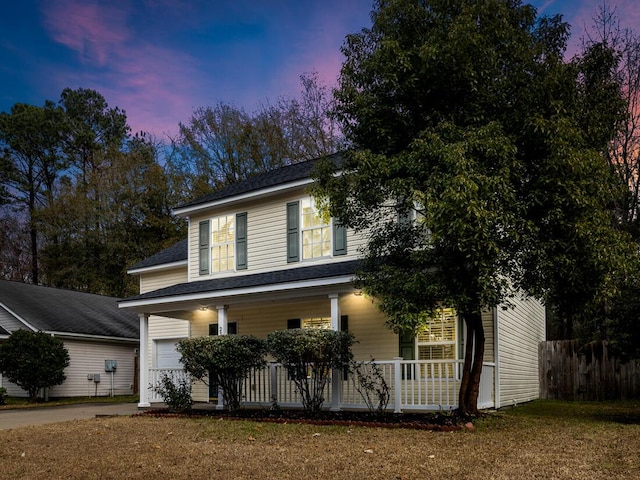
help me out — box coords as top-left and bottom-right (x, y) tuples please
(173, 152), (343, 213)
(0, 280), (139, 340)
(121, 260), (360, 306)
(128, 238), (188, 272)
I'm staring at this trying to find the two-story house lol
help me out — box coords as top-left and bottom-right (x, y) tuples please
(119, 153), (545, 411)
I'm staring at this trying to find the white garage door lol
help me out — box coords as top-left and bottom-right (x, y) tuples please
(155, 339), (183, 368)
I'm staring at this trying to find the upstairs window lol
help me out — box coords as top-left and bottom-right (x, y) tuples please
(301, 198), (331, 260)
(211, 215), (235, 272)
(287, 198), (346, 263)
(199, 213), (247, 275)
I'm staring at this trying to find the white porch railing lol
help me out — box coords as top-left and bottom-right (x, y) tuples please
(148, 368), (190, 403)
(148, 359), (495, 412)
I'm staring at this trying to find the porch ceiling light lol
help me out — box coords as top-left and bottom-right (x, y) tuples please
(353, 291), (363, 296)
(199, 306), (209, 311)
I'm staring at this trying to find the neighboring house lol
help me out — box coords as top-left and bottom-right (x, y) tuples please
(119, 153), (545, 411)
(0, 280), (139, 398)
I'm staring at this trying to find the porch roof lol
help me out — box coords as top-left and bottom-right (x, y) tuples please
(119, 260), (361, 309)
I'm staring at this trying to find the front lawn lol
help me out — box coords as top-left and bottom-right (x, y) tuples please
(0, 400), (638, 479)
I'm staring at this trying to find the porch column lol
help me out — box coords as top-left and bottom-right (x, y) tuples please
(216, 305), (228, 335)
(329, 294), (342, 411)
(216, 305), (228, 409)
(138, 313), (150, 408)
(329, 294), (340, 330)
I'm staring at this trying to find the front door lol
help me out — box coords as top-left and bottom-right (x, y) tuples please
(208, 322), (237, 399)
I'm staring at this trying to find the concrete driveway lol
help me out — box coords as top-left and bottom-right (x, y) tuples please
(0, 403), (140, 430)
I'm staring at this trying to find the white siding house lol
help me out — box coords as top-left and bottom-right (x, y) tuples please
(0, 280), (139, 398)
(120, 154), (545, 410)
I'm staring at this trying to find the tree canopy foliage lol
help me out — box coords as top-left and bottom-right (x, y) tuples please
(171, 72), (343, 199)
(0, 329), (70, 401)
(313, 0), (638, 414)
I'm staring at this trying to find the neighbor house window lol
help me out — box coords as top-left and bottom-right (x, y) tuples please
(301, 198), (331, 260)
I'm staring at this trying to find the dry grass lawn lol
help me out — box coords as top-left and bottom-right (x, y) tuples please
(0, 400), (638, 479)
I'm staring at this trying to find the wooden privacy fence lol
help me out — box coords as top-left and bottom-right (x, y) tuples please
(539, 340), (640, 401)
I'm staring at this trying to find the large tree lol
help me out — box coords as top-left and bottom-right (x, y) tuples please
(172, 73), (343, 200)
(314, 0), (635, 415)
(0, 101), (67, 284)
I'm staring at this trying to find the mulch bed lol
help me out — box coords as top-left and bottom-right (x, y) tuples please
(135, 407), (474, 431)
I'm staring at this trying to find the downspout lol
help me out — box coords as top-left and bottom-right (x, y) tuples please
(493, 306), (501, 409)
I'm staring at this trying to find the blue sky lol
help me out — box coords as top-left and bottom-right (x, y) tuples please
(1, 0), (639, 138)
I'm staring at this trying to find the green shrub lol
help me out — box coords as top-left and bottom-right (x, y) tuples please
(266, 329), (354, 414)
(0, 330), (70, 401)
(177, 335), (267, 412)
(0, 387), (7, 405)
(152, 372), (192, 413)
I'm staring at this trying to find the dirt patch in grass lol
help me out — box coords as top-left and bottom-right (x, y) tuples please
(1, 400), (639, 480)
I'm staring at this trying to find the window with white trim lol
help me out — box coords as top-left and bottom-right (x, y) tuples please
(301, 197), (331, 260)
(302, 317), (332, 329)
(211, 214), (235, 272)
(417, 308), (457, 359)
(417, 308), (457, 377)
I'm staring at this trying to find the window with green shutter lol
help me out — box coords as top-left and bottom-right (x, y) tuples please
(199, 220), (210, 275)
(236, 212), (247, 270)
(286, 201), (300, 262)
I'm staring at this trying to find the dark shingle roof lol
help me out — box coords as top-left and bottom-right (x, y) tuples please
(0, 281), (139, 339)
(0, 325), (8, 335)
(128, 239), (188, 271)
(122, 260), (360, 304)
(174, 153), (343, 211)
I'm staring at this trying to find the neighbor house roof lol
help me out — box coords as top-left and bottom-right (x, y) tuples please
(0, 280), (139, 340)
(121, 260), (360, 306)
(173, 152), (343, 213)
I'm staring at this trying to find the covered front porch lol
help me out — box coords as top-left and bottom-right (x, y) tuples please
(148, 358), (496, 412)
(120, 262), (497, 412)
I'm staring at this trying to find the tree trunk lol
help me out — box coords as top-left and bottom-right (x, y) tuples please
(457, 311), (485, 416)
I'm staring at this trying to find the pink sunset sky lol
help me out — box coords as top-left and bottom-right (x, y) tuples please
(2, 0), (639, 139)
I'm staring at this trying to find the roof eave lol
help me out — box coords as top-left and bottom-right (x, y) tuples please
(128, 260), (188, 275)
(172, 178), (313, 217)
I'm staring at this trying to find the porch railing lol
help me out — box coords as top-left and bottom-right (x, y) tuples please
(148, 359), (495, 412)
(148, 368), (190, 403)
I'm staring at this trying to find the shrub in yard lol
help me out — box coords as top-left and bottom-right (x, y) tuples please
(0, 387), (7, 405)
(152, 372), (193, 413)
(266, 328), (354, 414)
(177, 335), (267, 412)
(0, 329), (70, 402)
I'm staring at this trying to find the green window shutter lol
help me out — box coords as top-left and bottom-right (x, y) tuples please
(399, 332), (415, 380)
(340, 315), (348, 332)
(286, 201), (300, 263)
(333, 220), (347, 256)
(199, 220), (210, 275)
(236, 212), (247, 270)
(287, 319), (301, 329)
(209, 322), (237, 336)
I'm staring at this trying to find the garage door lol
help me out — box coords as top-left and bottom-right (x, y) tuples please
(155, 339), (183, 368)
